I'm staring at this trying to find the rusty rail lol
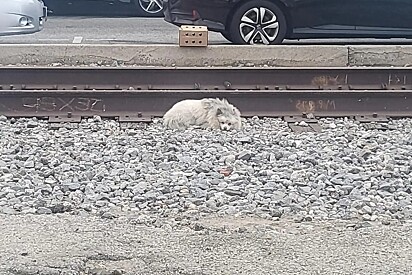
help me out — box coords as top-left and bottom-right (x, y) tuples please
(0, 67), (411, 123)
(2, 66), (412, 90)
(0, 89), (411, 121)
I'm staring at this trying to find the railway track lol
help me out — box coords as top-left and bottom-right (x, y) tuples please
(0, 66), (411, 131)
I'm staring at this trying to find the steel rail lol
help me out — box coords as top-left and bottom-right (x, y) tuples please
(2, 66), (412, 91)
(0, 89), (411, 122)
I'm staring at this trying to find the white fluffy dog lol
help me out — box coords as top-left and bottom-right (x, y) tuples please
(163, 98), (242, 130)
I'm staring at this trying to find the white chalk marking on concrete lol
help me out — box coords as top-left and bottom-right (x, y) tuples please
(72, 37), (83, 44)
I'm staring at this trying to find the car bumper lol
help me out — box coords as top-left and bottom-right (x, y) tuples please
(0, 0), (48, 36)
(163, 0), (225, 32)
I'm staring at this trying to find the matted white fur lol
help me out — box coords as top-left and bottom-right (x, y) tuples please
(163, 98), (242, 130)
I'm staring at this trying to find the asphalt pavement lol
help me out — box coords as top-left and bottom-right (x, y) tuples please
(1, 214), (412, 275)
(0, 17), (228, 45)
(3, 16), (412, 45)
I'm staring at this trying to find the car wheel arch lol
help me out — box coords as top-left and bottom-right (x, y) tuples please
(225, 0), (293, 38)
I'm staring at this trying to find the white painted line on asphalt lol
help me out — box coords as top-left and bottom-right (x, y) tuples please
(72, 37), (83, 44)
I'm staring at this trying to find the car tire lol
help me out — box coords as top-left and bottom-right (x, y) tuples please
(229, 0), (287, 45)
(133, 0), (164, 17)
(221, 31), (233, 43)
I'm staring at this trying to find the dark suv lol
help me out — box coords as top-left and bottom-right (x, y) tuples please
(44, 0), (164, 17)
(164, 0), (412, 44)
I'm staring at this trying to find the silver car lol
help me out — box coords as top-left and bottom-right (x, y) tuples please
(0, 0), (47, 36)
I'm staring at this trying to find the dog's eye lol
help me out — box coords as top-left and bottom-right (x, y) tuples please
(228, 123), (231, 126)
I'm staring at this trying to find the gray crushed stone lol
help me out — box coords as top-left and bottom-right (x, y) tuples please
(0, 116), (412, 224)
(1, 115), (412, 275)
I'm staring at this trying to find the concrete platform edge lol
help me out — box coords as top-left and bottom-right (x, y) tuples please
(0, 44), (411, 67)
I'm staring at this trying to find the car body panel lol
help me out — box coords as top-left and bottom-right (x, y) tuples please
(42, 0), (164, 16)
(164, 0), (412, 39)
(0, 0), (47, 36)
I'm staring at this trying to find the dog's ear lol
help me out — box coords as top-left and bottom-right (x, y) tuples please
(216, 108), (223, 116)
(201, 99), (213, 109)
(233, 107), (241, 116)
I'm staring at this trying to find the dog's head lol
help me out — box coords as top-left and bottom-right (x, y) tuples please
(201, 98), (242, 130)
(216, 107), (241, 130)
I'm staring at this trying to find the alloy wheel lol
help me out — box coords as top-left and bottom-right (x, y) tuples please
(239, 7), (280, 44)
(138, 0), (163, 14)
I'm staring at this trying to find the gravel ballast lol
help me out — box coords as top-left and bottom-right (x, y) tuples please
(1, 115), (412, 224)
(1, 115), (412, 274)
